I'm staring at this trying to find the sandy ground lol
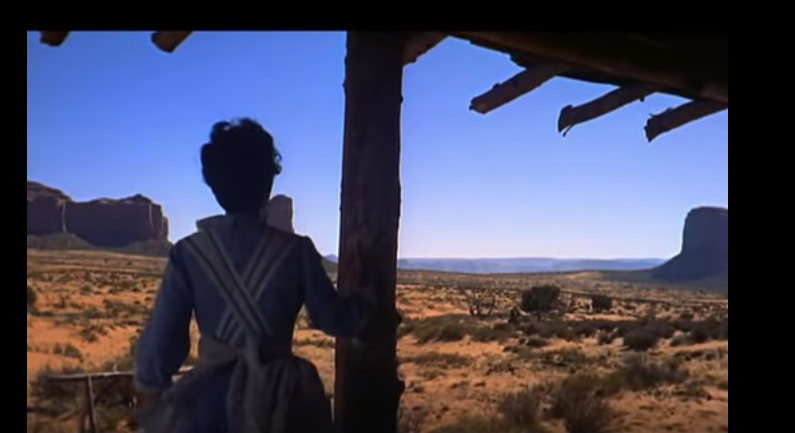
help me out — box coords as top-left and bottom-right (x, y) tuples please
(27, 249), (727, 432)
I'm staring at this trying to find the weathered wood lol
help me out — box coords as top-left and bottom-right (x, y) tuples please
(335, 31), (406, 433)
(151, 31), (192, 53)
(39, 31), (70, 47)
(645, 101), (727, 141)
(403, 32), (446, 64)
(84, 377), (98, 433)
(79, 379), (89, 432)
(45, 366), (192, 383)
(470, 63), (568, 113)
(558, 83), (660, 135)
(452, 32), (728, 104)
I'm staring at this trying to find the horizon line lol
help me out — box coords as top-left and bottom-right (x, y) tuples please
(324, 255), (667, 261)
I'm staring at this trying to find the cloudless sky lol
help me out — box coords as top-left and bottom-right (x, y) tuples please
(27, 32), (727, 259)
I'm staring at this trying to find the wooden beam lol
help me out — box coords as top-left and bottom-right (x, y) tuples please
(83, 377), (98, 433)
(335, 31), (406, 433)
(45, 366), (192, 382)
(470, 63), (568, 113)
(452, 32), (727, 104)
(151, 31), (192, 53)
(645, 101), (727, 141)
(403, 32), (446, 64)
(626, 34), (674, 51)
(558, 83), (660, 135)
(39, 31), (70, 47)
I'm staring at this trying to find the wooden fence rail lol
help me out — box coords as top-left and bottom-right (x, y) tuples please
(34, 367), (192, 433)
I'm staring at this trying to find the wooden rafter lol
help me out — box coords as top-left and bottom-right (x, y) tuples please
(470, 63), (568, 114)
(558, 83), (660, 135)
(403, 32), (446, 65)
(452, 32), (727, 105)
(645, 101), (727, 141)
(39, 31), (70, 47)
(151, 31), (193, 53)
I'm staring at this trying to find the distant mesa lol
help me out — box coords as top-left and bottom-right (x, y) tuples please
(653, 206), (727, 285)
(27, 180), (171, 254)
(266, 194), (295, 233)
(28, 179), (727, 287)
(28, 180), (303, 257)
(325, 254), (665, 274)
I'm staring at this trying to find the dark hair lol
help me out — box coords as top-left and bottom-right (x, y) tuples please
(200, 118), (282, 213)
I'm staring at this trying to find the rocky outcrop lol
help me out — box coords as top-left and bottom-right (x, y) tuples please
(27, 181), (169, 248)
(653, 206), (727, 282)
(266, 195), (294, 232)
(27, 182), (69, 235)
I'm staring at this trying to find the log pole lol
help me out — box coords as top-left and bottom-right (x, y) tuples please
(85, 377), (98, 433)
(334, 31), (406, 433)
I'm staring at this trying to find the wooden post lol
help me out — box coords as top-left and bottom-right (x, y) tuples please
(334, 31), (406, 433)
(85, 377), (98, 433)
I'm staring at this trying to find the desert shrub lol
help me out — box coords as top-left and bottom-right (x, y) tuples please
(597, 331), (617, 345)
(470, 323), (514, 342)
(401, 315), (469, 343)
(398, 404), (427, 433)
(427, 416), (506, 433)
(521, 319), (668, 342)
(464, 288), (496, 317)
(687, 326), (710, 343)
(532, 321), (573, 340)
(684, 319), (722, 343)
(669, 335), (689, 346)
(644, 321), (676, 339)
(126, 332), (141, 358)
(401, 315), (513, 344)
(520, 285), (562, 314)
(402, 352), (470, 368)
(550, 374), (613, 433)
(623, 328), (661, 351)
(27, 286), (37, 310)
(497, 387), (543, 429)
(525, 337), (550, 348)
(540, 322), (574, 340)
(679, 311), (695, 320)
(53, 343), (82, 359)
(719, 319), (727, 339)
(613, 354), (688, 390)
(429, 388), (547, 432)
(590, 295), (613, 312)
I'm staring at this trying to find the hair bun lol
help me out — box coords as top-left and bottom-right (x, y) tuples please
(209, 121), (233, 143)
(208, 119), (272, 150)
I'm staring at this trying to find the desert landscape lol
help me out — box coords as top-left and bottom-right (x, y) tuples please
(26, 181), (728, 432)
(27, 251), (727, 433)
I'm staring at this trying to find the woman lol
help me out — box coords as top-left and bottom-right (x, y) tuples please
(134, 118), (373, 432)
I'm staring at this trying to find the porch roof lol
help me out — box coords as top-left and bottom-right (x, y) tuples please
(39, 31), (727, 141)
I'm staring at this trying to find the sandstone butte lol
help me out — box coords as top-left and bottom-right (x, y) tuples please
(27, 180), (298, 250)
(653, 206), (727, 283)
(27, 181), (169, 248)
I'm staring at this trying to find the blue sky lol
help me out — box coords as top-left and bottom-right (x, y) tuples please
(27, 32), (727, 259)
